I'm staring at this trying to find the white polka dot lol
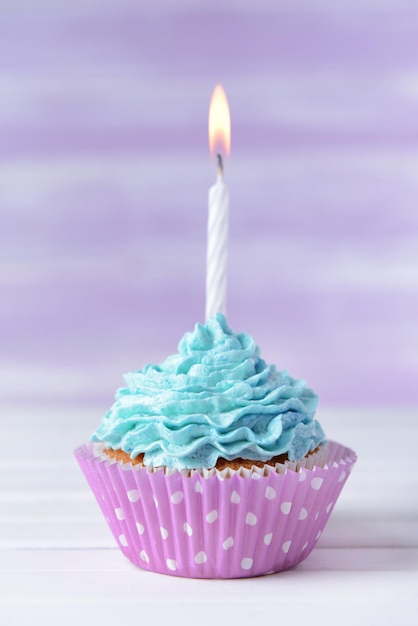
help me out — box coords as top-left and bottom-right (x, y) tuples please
(264, 533), (273, 546)
(282, 540), (292, 554)
(316, 530), (322, 540)
(299, 507), (308, 520)
(222, 536), (234, 550)
(311, 477), (323, 490)
(119, 534), (128, 547)
(194, 551), (207, 564)
(280, 502), (292, 515)
(166, 559), (178, 571)
(326, 502), (334, 513)
(299, 470), (307, 482)
(338, 470), (346, 483)
(115, 507), (125, 520)
(140, 549), (150, 563)
(183, 522), (193, 536)
(206, 509), (218, 524)
(127, 489), (139, 502)
(171, 491), (184, 504)
(153, 496), (159, 508)
(160, 527), (169, 539)
(315, 511), (320, 520)
(302, 541), (308, 551)
(194, 481), (203, 493)
(241, 557), (253, 570)
(265, 486), (277, 500)
(246, 512), (258, 526)
(230, 490), (240, 504)
(136, 522), (145, 535)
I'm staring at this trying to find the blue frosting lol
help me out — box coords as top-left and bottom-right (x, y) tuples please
(92, 314), (326, 469)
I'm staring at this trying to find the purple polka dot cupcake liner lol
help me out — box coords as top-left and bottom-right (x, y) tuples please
(74, 440), (356, 578)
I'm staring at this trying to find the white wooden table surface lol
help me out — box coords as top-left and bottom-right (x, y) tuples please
(1, 406), (417, 625)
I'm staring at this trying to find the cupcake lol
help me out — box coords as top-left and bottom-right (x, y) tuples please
(75, 314), (356, 578)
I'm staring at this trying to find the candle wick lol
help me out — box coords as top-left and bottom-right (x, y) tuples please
(217, 153), (224, 177)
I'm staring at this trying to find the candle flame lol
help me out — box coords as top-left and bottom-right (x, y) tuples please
(208, 84), (231, 158)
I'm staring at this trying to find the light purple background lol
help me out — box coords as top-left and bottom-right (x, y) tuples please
(1, 1), (417, 410)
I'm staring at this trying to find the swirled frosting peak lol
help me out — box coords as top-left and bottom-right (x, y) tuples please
(92, 314), (326, 469)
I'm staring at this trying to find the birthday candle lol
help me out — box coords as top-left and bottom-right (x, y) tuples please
(206, 84), (231, 320)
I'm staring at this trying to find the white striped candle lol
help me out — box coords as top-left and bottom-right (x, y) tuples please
(206, 156), (229, 319)
(206, 85), (231, 320)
